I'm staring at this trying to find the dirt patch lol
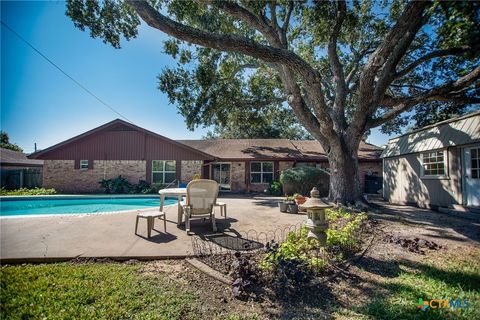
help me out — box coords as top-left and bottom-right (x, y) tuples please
(382, 234), (443, 254)
(138, 202), (479, 319)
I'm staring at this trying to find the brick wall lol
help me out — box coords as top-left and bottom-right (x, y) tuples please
(43, 160), (146, 193)
(230, 161), (246, 192)
(180, 160), (203, 183)
(279, 161), (294, 174)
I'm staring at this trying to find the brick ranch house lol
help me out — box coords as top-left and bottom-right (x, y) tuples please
(28, 119), (383, 193)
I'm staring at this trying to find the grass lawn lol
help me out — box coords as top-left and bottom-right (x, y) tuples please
(1, 248), (478, 319)
(0, 262), (257, 320)
(352, 249), (480, 320)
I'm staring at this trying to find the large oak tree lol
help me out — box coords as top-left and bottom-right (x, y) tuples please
(66, 0), (479, 204)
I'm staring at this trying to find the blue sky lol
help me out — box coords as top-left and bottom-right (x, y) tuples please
(1, 1), (390, 154)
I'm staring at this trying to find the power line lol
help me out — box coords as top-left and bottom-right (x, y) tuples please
(1, 20), (133, 123)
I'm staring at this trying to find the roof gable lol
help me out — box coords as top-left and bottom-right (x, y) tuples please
(381, 111), (480, 158)
(28, 119), (214, 160)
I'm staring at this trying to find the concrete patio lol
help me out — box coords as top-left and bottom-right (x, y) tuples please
(1, 195), (305, 262)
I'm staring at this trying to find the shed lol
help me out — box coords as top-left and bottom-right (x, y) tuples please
(381, 110), (480, 208)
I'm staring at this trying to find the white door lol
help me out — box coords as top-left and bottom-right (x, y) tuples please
(464, 146), (480, 206)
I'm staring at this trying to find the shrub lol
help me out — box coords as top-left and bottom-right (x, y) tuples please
(231, 252), (257, 298)
(266, 181), (283, 196)
(261, 209), (368, 279)
(326, 211), (367, 253)
(98, 175), (132, 194)
(0, 187), (56, 196)
(261, 226), (326, 278)
(280, 166), (329, 196)
(133, 180), (153, 194)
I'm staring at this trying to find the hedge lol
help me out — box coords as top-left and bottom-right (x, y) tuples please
(280, 166), (329, 196)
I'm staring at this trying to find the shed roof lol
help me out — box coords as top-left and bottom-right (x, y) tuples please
(381, 110), (480, 158)
(0, 148), (43, 167)
(178, 139), (382, 161)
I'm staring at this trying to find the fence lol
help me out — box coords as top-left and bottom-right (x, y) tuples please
(0, 168), (42, 189)
(191, 222), (305, 257)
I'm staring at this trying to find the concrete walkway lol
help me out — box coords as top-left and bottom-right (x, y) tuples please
(1, 196), (305, 262)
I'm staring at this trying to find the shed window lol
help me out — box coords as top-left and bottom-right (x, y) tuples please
(421, 150), (447, 177)
(152, 160), (176, 184)
(471, 148), (479, 179)
(250, 162), (273, 184)
(80, 160), (89, 170)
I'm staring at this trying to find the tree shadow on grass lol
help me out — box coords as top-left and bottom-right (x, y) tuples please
(353, 256), (480, 320)
(255, 254), (480, 319)
(257, 280), (339, 320)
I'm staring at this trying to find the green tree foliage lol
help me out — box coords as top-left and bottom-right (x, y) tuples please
(0, 131), (23, 152)
(66, 0), (479, 203)
(280, 166), (329, 196)
(203, 106), (312, 139)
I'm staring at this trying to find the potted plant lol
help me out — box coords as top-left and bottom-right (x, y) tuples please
(289, 202), (299, 214)
(293, 193), (307, 205)
(279, 195), (295, 213)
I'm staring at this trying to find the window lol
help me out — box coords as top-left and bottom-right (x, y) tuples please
(80, 160), (89, 170)
(152, 160), (176, 184)
(250, 162), (274, 184)
(421, 150), (447, 177)
(471, 148), (479, 179)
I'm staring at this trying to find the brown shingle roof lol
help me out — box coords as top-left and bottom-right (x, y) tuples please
(177, 139), (382, 161)
(0, 148), (43, 167)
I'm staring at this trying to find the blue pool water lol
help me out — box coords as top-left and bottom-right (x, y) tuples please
(0, 197), (177, 217)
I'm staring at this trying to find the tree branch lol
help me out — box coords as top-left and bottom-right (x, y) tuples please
(268, 1), (278, 30)
(210, 1), (280, 46)
(128, 1), (335, 145)
(282, 1), (294, 32)
(127, 1), (316, 78)
(394, 46), (474, 79)
(328, 1), (347, 128)
(367, 66), (480, 128)
(347, 1), (430, 141)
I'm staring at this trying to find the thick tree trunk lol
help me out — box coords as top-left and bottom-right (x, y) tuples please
(327, 138), (364, 204)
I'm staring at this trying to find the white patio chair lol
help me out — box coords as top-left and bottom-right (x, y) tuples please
(182, 179), (219, 233)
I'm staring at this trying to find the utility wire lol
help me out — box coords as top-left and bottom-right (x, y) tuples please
(1, 20), (133, 123)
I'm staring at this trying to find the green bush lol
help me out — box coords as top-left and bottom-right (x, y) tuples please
(133, 180), (153, 194)
(0, 187), (56, 196)
(261, 226), (326, 273)
(98, 175), (132, 194)
(280, 166), (329, 196)
(266, 181), (283, 196)
(98, 177), (162, 194)
(261, 209), (368, 274)
(326, 211), (367, 253)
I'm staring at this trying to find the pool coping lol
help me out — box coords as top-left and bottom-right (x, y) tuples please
(0, 194), (163, 201)
(0, 203), (177, 219)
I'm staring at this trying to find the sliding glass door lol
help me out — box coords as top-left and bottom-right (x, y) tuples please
(212, 163), (231, 191)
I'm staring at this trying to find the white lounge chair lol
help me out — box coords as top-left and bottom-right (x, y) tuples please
(182, 179), (219, 233)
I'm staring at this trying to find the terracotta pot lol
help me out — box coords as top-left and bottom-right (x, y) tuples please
(295, 196), (307, 205)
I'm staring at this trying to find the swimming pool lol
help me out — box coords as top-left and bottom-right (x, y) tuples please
(0, 196), (177, 217)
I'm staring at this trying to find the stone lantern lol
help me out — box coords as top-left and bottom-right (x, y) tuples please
(302, 187), (332, 245)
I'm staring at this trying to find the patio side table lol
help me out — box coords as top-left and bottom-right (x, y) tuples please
(214, 202), (227, 218)
(135, 211), (166, 238)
